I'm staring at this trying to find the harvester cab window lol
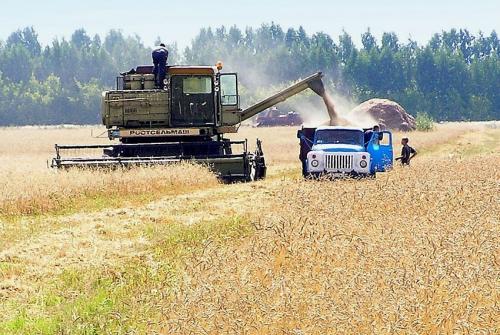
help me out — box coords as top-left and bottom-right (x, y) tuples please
(220, 73), (238, 106)
(183, 77), (212, 94)
(171, 75), (215, 126)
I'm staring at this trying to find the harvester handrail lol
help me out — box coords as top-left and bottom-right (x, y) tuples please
(53, 140), (250, 164)
(104, 98), (148, 102)
(54, 153), (247, 162)
(51, 153), (249, 169)
(55, 144), (116, 149)
(54, 140), (247, 150)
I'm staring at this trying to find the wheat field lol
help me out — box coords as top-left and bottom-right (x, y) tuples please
(0, 123), (499, 334)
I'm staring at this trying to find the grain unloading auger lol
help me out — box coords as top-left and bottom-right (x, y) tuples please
(51, 65), (324, 182)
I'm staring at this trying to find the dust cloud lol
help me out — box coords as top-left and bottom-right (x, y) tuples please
(224, 60), (376, 128)
(291, 89), (377, 128)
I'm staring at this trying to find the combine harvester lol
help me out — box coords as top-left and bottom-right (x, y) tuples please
(51, 63), (325, 182)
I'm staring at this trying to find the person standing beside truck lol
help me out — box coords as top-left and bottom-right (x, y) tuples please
(152, 43), (169, 88)
(396, 137), (417, 165)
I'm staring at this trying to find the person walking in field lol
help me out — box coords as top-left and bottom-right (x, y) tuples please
(152, 43), (169, 88)
(396, 137), (417, 165)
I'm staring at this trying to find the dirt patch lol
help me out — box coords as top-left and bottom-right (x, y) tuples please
(350, 99), (416, 131)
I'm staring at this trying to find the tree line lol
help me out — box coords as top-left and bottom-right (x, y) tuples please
(0, 25), (498, 125)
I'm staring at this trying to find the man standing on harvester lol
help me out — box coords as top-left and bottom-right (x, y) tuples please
(152, 43), (168, 88)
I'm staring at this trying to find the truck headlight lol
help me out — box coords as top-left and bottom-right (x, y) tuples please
(359, 160), (367, 168)
(311, 159), (319, 167)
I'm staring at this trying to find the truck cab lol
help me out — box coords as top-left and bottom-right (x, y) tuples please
(297, 126), (393, 178)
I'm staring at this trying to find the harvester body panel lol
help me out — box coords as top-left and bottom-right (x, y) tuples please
(103, 90), (170, 128)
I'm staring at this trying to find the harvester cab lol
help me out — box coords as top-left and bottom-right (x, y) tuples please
(52, 64), (325, 182)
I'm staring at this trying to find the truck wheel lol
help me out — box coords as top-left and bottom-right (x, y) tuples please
(305, 172), (317, 179)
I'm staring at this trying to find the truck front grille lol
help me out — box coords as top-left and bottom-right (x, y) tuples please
(325, 154), (354, 171)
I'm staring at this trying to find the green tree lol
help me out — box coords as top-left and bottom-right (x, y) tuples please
(361, 29), (377, 51)
(0, 26), (498, 125)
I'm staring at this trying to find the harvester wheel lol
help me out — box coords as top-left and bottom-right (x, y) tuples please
(245, 155), (266, 182)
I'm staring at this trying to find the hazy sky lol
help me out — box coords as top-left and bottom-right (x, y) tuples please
(1, 0), (498, 48)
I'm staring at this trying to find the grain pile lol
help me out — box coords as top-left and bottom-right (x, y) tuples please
(350, 98), (416, 130)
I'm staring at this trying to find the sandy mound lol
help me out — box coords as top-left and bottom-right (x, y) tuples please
(350, 99), (416, 131)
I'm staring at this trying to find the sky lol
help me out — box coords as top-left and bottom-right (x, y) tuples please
(0, 0), (498, 49)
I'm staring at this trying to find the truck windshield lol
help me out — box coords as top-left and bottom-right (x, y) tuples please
(315, 130), (364, 146)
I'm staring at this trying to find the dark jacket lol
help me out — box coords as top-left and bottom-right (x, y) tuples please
(400, 144), (416, 165)
(152, 46), (168, 65)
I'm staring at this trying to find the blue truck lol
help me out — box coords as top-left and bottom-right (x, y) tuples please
(298, 126), (394, 178)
